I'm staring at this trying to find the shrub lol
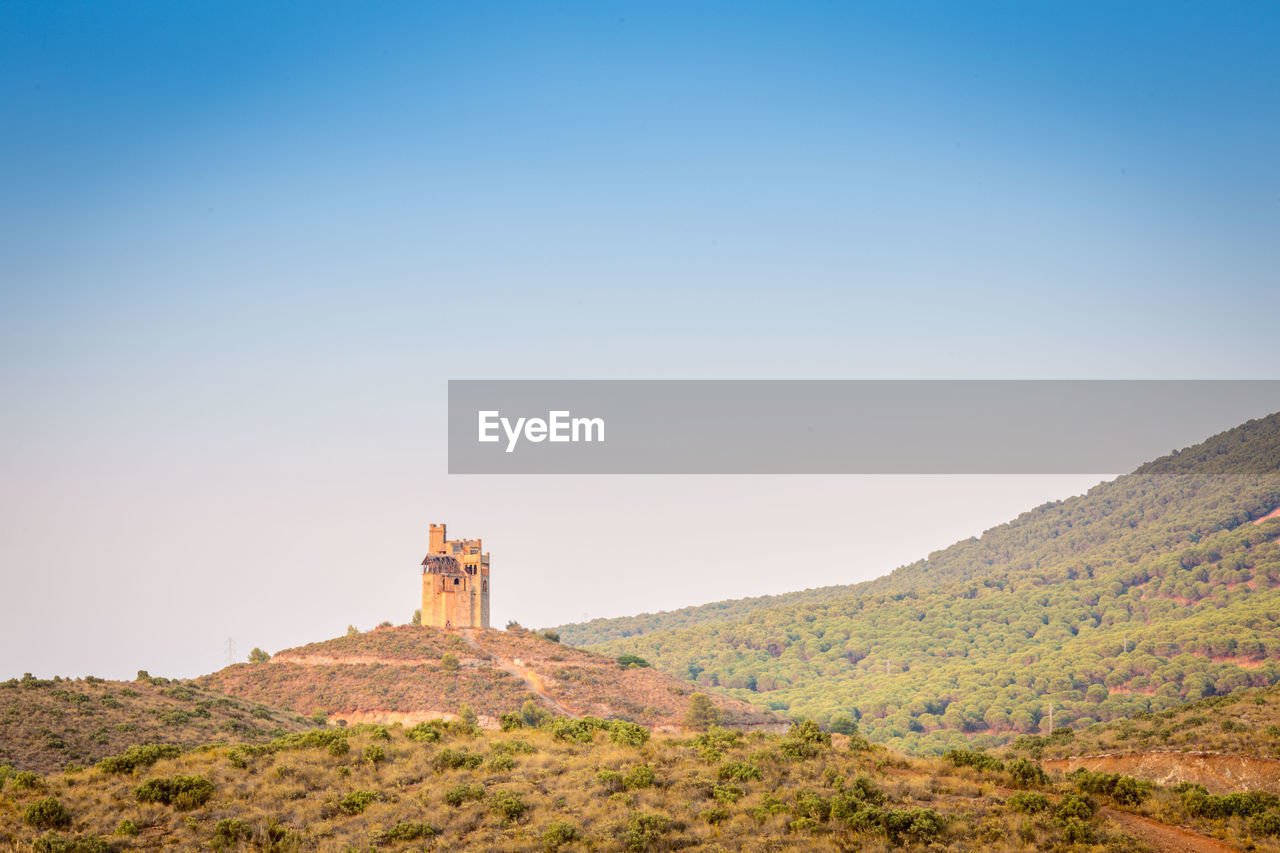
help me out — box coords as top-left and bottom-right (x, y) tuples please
(1069, 769), (1149, 806)
(542, 821), (579, 851)
(1007, 792), (1050, 813)
(442, 653), (460, 671)
(749, 794), (792, 823)
(433, 748), (483, 772)
(541, 630), (561, 642)
(794, 789), (831, 821)
(337, 790), (379, 815)
(488, 754), (516, 771)
(610, 721), (651, 747)
(780, 720), (831, 760)
(701, 806), (731, 824)
(623, 765), (656, 790)
(945, 748), (1004, 772)
(386, 821), (437, 841)
(445, 783), (485, 806)
(211, 818), (250, 850)
(499, 712), (523, 731)
(1182, 787), (1279, 818)
(328, 739), (351, 758)
(457, 704), (478, 727)
(489, 789), (527, 823)
(1008, 758), (1049, 788)
(116, 820), (139, 837)
(271, 729), (348, 751)
(491, 739), (538, 755)
(712, 782), (745, 804)
(24, 798), (71, 830)
(406, 721), (443, 743)
(98, 743), (181, 774)
(1061, 819), (1093, 844)
(621, 813), (673, 852)
(135, 775), (215, 810)
(789, 816), (822, 833)
(551, 717), (608, 744)
(596, 769), (625, 793)
(364, 744), (386, 763)
(617, 654), (651, 669)
(1054, 793), (1094, 823)
(31, 833), (110, 853)
(1250, 811), (1280, 837)
(883, 808), (945, 845)
(13, 770), (46, 791)
(719, 760), (763, 782)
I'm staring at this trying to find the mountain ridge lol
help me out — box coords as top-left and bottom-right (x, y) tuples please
(551, 412), (1280, 754)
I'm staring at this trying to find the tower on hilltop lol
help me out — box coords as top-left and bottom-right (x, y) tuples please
(421, 523), (490, 629)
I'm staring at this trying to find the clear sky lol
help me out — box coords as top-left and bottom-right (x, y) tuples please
(1, 2), (1277, 680)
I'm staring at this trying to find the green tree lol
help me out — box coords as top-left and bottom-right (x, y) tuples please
(247, 647), (270, 664)
(685, 693), (721, 731)
(829, 713), (859, 735)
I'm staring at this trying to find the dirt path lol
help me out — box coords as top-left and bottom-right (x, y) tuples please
(459, 629), (575, 718)
(1099, 807), (1238, 853)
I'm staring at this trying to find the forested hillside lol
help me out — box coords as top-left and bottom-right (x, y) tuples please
(553, 414), (1280, 755)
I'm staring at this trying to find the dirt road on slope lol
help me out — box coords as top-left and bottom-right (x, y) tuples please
(460, 629), (575, 717)
(1099, 807), (1238, 853)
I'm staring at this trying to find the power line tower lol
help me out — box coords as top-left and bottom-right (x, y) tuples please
(224, 637), (236, 666)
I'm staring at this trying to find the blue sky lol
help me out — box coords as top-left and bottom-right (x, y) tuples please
(1, 2), (1278, 678)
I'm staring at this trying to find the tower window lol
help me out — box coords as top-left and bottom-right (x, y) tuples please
(453, 578), (459, 585)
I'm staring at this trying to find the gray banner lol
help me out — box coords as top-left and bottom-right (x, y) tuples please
(447, 380), (1280, 474)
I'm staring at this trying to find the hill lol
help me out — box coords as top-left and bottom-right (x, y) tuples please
(197, 625), (779, 733)
(552, 413), (1280, 755)
(0, 672), (313, 775)
(5, 714), (1275, 852)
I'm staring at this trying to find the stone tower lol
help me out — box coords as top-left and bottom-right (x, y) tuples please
(421, 523), (490, 629)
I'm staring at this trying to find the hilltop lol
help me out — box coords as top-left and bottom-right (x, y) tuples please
(0, 672), (313, 775)
(552, 413), (1280, 754)
(197, 625), (779, 733)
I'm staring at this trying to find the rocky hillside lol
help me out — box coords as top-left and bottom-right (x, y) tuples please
(197, 625), (779, 732)
(0, 672), (313, 774)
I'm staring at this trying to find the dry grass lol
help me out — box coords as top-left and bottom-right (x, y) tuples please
(0, 674), (313, 775)
(0, 721), (1194, 852)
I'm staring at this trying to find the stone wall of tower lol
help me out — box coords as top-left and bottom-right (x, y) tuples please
(421, 523), (491, 629)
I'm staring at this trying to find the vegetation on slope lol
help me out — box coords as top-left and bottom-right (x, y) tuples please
(553, 414), (1280, 754)
(0, 672), (314, 775)
(6, 714), (1267, 852)
(1020, 681), (1280, 764)
(558, 415), (1280, 648)
(198, 625), (776, 732)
